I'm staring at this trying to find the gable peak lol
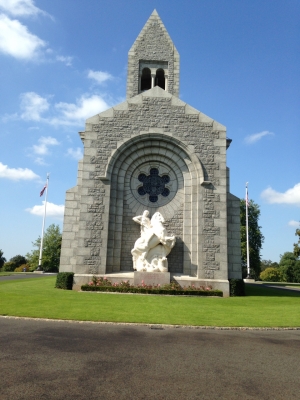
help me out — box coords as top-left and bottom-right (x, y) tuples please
(126, 10), (180, 99)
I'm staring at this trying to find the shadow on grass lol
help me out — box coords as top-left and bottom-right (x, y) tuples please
(246, 283), (300, 297)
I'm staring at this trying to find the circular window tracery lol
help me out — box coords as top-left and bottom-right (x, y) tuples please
(129, 161), (178, 209)
(137, 168), (170, 203)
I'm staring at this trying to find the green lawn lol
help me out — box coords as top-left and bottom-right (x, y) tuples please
(0, 277), (299, 327)
(261, 282), (300, 289)
(0, 272), (30, 276)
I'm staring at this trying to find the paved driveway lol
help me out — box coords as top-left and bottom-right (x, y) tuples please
(0, 317), (299, 399)
(0, 273), (57, 281)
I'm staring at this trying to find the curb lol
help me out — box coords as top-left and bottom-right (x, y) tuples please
(1, 315), (299, 331)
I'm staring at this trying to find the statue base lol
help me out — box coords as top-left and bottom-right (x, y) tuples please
(134, 271), (170, 287)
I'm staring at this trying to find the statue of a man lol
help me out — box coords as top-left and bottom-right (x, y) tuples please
(132, 210), (152, 260)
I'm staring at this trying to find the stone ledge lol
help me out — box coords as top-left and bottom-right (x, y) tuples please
(134, 271), (170, 286)
(73, 273), (230, 297)
(171, 275), (230, 297)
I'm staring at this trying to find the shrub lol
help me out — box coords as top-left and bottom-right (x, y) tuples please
(90, 276), (113, 286)
(2, 261), (16, 272)
(81, 285), (223, 296)
(229, 279), (245, 296)
(55, 272), (74, 290)
(82, 277), (222, 296)
(14, 264), (30, 272)
(260, 267), (282, 282)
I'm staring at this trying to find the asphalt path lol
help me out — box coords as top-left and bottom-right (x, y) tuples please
(0, 317), (299, 399)
(0, 273), (57, 281)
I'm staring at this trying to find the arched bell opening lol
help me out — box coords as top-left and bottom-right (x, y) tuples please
(140, 68), (151, 91)
(155, 68), (165, 89)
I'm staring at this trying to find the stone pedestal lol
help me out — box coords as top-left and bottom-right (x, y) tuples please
(134, 271), (170, 286)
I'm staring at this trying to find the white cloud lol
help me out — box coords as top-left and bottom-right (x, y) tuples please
(0, 0), (43, 17)
(288, 220), (300, 227)
(53, 94), (110, 125)
(9, 91), (111, 127)
(245, 130), (274, 144)
(20, 92), (49, 121)
(26, 201), (65, 218)
(0, 14), (46, 59)
(66, 147), (83, 160)
(0, 161), (39, 180)
(261, 183), (300, 206)
(34, 157), (47, 165)
(87, 70), (113, 84)
(56, 55), (72, 66)
(32, 136), (60, 155)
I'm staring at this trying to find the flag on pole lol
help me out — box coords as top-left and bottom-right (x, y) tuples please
(40, 184), (47, 197)
(245, 182), (251, 278)
(245, 182), (250, 206)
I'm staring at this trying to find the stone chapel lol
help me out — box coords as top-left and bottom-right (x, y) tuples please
(59, 10), (241, 296)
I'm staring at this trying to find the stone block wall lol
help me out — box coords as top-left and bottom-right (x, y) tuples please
(60, 159), (83, 272)
(59, 10), (241, 286)
(127, 10), (179, 98)
(59, 87), (237, 282)
(227, 193), (242, 279)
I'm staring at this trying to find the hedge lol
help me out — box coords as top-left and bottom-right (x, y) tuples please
(55, 272), (74, 290)
(229, 279), (245, 296)
(81, 285), (223, 297)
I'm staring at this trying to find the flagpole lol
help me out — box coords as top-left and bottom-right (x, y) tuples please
(245, 182), (251, 278)
(37, 173), (50, 271)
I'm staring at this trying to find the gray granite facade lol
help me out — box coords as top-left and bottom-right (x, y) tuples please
(127, 10), (179, 98)
(59, 10), (241, 296)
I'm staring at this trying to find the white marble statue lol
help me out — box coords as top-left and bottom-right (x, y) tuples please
(131, 210), (176, 272)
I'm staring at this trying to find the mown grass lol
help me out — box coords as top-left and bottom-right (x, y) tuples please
(0, 277), (299, 327)
(0, 272), (29, 276)
(261, 282), (300, 288)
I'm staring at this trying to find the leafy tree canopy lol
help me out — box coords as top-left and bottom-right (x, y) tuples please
(279, 252), (300, 283)
(9, 255), (27, 269)
(26, 224), (62, 272)
(260, 259), (279, 272)
(240, 199), (264, 279)
(279, 252), (297, 266)
(0, 249), (6, 268)
(293, 228), (300, 258)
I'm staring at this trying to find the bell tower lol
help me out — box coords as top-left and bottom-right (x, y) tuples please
(126, 10), (180, 98)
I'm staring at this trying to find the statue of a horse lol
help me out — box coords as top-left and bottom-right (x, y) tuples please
(131, 212), (176, 272)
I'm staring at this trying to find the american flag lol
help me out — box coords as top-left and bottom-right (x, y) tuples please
(40, 184), (47, 197)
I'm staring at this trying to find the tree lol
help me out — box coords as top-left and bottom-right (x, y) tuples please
(2, 254), (27, 272)
(240, 199), (264, 279)
(293, 228), (300, 258)
(279, 252), (300, 283)
(26, 224), (62, 272)
(260, 259), (279, 272)
(0, 249), (6, 269)
(9, 255), (27, 269)
(260, 267), (282, 282)
(2, 262), (16, 272)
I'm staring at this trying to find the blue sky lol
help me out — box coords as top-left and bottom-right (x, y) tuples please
(0, 0), (299, 262)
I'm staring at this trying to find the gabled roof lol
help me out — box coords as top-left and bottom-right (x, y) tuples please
(126, 10), (180, 98)
(86, 86), (225, 132)
(128, 10), (178, 57)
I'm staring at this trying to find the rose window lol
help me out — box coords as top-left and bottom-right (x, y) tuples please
(137, 168), (170, 203)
